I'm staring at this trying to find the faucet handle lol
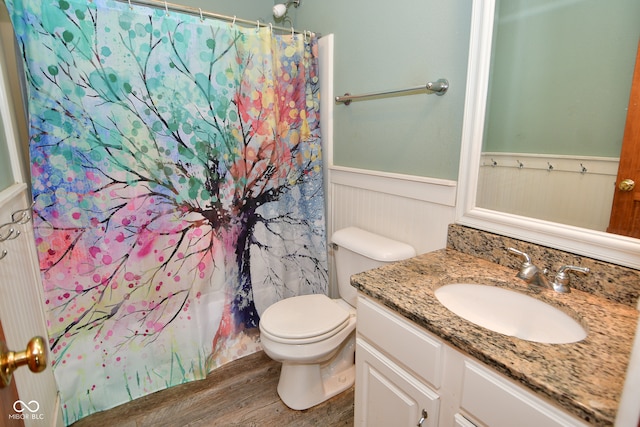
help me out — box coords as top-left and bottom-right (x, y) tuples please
(508, 247), (542, 282)
(557, 265), (590, 275)
(552, 265), (590, 293)
(507, 247), (532, 265)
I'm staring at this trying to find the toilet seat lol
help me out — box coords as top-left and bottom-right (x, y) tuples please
(260, 294), (352, 345)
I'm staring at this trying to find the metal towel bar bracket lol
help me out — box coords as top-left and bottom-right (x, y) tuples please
(335, 78), (449, 105)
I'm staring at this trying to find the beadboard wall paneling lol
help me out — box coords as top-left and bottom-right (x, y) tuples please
(0, 183), (63, 426)
(327, 167), (456, 297)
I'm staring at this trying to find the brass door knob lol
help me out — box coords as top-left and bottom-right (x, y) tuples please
(619, 179), (636, 192)
(0, 336), (47, 388)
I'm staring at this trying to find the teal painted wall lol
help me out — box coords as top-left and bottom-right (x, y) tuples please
(296, 1), (472, 180)
(178, 0), (472, 181)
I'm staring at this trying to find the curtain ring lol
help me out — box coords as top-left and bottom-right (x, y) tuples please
(0, 250), (7, 261)
(256, 19), (261, 32)
(269, 23), (272, 34)
(291, 26), (295, 37)
(198, 7), (203, 22)
(232, 16), (236, 27)
(303, 30), (308, 43)
(164, 0), (169, 16)
(127, 0), (132, 10)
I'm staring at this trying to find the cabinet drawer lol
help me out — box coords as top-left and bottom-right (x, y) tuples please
(460, 361), (588, 427)
(357, 295), (443, 388)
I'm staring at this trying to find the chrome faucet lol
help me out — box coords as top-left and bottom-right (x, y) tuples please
(551, 265), (590, 293)
(507, 247), (551, 288)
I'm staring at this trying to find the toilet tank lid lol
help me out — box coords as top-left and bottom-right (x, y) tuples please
(331, 227), (416, 262)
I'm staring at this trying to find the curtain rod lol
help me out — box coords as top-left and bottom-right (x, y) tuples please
(120, 0), (316, 36)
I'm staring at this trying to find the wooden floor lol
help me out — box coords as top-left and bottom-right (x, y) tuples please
(71, 351), (354, 427)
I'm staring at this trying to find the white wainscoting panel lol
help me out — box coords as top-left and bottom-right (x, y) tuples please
(0, 184), (63, 426)
(328, 167), (456, 297)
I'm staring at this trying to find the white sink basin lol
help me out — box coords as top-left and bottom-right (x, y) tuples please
(434, 284), (586, 344)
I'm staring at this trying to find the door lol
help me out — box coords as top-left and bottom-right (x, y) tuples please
(0, 185), (60, 427)
(0, 5), (62, 426)
(608, 40), (640, 237)
(0, 320), (23, 427)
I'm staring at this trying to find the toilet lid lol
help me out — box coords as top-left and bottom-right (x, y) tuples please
(260, 294), (351, 340)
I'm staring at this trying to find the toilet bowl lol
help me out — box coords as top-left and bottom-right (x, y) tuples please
(259, 227), (415, 410)
(260, 294), (357, 410)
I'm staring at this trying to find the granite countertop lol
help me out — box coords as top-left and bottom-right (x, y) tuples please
(351, 248), (639, 426)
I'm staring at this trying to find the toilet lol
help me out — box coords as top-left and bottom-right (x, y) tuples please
(259, 227), (416, 410)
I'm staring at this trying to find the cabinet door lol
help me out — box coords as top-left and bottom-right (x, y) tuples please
(355, 339), (439, 427)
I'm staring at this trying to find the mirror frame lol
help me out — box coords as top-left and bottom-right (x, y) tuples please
(455, 0), (640, 270)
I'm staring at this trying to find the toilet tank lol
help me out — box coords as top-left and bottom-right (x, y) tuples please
(331, 227), (416, 307)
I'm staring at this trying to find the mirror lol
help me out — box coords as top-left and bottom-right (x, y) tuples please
(456, 0), (640, 269)
(478, 0), (638, 233)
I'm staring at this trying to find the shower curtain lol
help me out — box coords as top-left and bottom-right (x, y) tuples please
(4, 0), (327, 423)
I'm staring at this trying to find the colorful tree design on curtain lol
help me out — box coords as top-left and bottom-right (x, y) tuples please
(5, 0), (326, 422)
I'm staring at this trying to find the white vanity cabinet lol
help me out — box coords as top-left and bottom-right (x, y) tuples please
(355, 295), (590, 427)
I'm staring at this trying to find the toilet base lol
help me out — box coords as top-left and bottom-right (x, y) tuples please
(276, 334), (355, 410)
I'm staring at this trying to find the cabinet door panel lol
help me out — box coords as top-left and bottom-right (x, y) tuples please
(355, 339), (439, 427)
